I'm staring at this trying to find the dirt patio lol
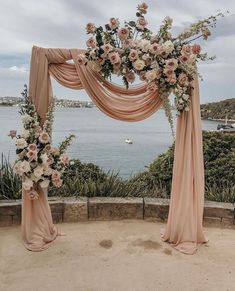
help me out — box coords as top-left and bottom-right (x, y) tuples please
(0, 220), (235, 291)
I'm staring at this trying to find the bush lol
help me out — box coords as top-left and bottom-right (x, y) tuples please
(0, 154), (21, 200)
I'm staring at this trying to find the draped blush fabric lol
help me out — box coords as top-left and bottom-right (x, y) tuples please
(22, 186), (58, 251)
(25, 45), (206, 253)
(161, 76), (208, 254)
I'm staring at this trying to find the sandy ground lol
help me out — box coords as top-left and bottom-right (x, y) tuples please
(0, 221), (235, 291)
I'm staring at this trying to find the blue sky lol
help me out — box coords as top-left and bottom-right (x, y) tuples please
(0, 0), (234, 103)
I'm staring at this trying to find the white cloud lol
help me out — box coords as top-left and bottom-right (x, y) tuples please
(0, 0), (234, 101)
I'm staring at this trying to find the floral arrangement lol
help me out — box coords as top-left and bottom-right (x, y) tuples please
(9, 85), (75, 200)
(78, 2), (224, 131)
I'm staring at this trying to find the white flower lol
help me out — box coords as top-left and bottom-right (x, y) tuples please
(13, 161), (22, 175)
(182, 94), (189, 101)
(162, 40), (174, 54)
(41, 153), (49, 164)
(133, 59), (145, 71)
(70, 160), (75, 165)
(19, 160), (31, 174)
(40, 179), (50, 189)
(145, 70), (157, 82)
(22, 114), (32, 125)
(22, 178), (33, 191)
(43, 167), (53, 176)
(33, 166), (44, 179)
(31, 174), (41, 182)
(22, 130), (30, 139)
(150, 61), (159, 70)
(16, 138), (27, 149)
(138, 39), (151, 52)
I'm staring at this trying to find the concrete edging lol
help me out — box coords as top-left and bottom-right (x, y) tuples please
(0, 197), (234, 229)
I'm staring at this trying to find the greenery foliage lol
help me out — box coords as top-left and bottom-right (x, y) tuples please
(201, 98), (235, 120)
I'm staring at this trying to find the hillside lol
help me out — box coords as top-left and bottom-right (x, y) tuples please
(200, 98), (235, 121)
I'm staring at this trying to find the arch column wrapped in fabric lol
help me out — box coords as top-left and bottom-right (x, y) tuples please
(24, 45), (207, 253)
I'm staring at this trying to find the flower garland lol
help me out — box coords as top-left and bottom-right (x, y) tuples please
(9, 85), (75, 200)
(78, 2), (225, 132)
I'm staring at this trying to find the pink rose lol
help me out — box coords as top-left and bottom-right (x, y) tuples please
(118, 27), (129, 40)
(109, 18), (120, 29)
(139, 71), (146, 81)
(108, 52), (120, 64)
(44, 144), (53, 153)
(165, 58), (178, 70)
(77, 54), (88, 65)
(28, 143), (37, 152)
(52, 170), (61, 181)
(27, 190), (39, 200)
(59, 154), (69, 165)
(137, 2), (148, 14)
(178, 73), (189, 87)
(53, 178), (63, 188)
(39, 132), (50, 144)
(128, 49), (138, 61)
(122, 39), (133, 49)
(86, 22), (96, 33)
(86, 37), (96, 48)
(147, 82), (158, 92)
(125, 72), (135, 83)
(136, 17), (148, 30)
(181, 44), (191, 55)
(26, 150), (37, 161)
(163, 68), (174, 77)
(179, 54), (189, 64)
(149, 43), (161, 55)
(101, 43), (113, 54)
(167, 75), (177, 85)
(192, 44), (201, 55)
(8, 130), (17, 139)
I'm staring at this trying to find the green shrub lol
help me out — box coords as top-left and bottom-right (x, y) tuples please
(0, 154), (21, 200)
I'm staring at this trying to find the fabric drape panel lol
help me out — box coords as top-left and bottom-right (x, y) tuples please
(22, 187), (58, 251)
(26, 45), (206, 253)
(161, 76), (207, 254)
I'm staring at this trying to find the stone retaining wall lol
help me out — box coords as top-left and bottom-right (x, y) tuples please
(0, 197), (234, 229)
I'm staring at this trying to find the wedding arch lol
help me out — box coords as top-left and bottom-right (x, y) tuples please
(21, 45), (206, 254)
(18, 3), (224, 254)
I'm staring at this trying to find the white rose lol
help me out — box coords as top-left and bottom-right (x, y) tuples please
(31, 174), (41, 182)
(33, 166), (44, 179)
(162, 40), (174, 54)
(16, 138), (27, 149)
(22, 114), (32, 124)
(133, 59), (145, 71)
(40, 179), (50, 189)
(145, 70), (157, 82)
(41, 153), (48, 164)
(22, 178), (33, 191)
(13, 161), (22, 175)
(43, 166), (53, 176)
(19, 160), (31, 174)
(70, 160), (75, 165)
(138, 39), (151, 52)
(22, 130), (30, 139)
(91, 61), (101, 72)
(182, 94), (189, 101)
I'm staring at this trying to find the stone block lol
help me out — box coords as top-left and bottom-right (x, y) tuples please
(203, 216), (222, 227)
(0, 215), (13, 227)
(144, 198), (169, 222)
(88, 197), (143, 220)
(204, 201), (234, 219)
(63, 197), (88, 222)
(221, 217), (235, 229)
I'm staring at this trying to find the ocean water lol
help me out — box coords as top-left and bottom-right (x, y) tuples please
(0, 106), (218, 179)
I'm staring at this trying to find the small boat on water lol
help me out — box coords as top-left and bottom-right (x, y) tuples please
(125, 138), (133, 144)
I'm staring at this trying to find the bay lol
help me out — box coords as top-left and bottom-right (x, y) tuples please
(0, 106), (218, 179)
